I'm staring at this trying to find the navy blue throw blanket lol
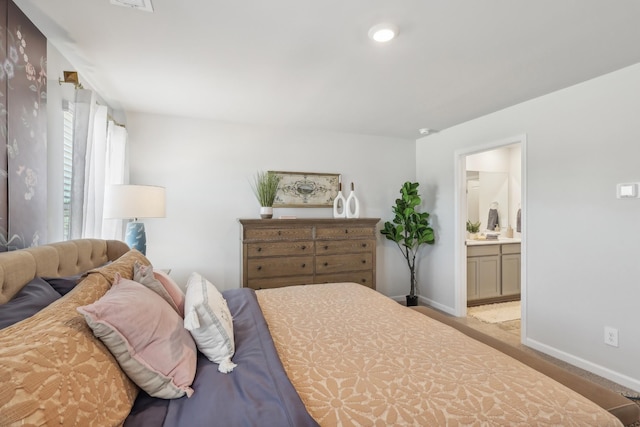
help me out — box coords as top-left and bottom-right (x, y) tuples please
(125, 288), (318, 427)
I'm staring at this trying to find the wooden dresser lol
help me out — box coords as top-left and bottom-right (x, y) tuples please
(239, 218), (380, 290)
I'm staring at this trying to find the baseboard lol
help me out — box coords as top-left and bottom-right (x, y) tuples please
(390, 294), (458, 317)
(418, 295), (456, 316)
(525, 337), (640, 393)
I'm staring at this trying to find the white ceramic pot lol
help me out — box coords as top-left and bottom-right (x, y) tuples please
(260, 206), (273, 219)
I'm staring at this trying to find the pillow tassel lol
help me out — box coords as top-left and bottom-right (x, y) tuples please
(217, 357), (237, 374)
(184, 308), (200, 331)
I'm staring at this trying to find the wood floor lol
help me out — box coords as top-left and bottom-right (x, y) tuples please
(457, 303), (639, 400)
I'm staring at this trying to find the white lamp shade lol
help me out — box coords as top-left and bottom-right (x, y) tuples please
(104, 185), (166, 219)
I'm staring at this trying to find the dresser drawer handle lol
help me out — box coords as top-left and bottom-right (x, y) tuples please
(257, 266), (262, 271)
(301, 263), (306, 268)
(301, 245), (306, 250)
(324, 245), (329, 250)
(257, 247), (262, 252)
(361, 279), (367, 283)
(361, 260), (366, 264)
(361, 243), (367, 248)
(278, 231), (282, 235)
(324, 262), (329, 267)
(344, 229), (349, 234)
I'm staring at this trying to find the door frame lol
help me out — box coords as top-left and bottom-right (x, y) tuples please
(453, 134), (527, 343)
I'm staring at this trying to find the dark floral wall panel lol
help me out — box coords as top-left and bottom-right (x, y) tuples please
(0, 0), (7, 250)
(0, 0), (47, 251)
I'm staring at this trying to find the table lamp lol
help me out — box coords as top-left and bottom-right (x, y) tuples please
(104, 184), (166, 255)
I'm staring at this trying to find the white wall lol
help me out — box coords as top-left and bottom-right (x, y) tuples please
(126, 113), (416, 298)
(416, 63), (640, 391)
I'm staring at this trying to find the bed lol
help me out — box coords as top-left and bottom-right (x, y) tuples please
(0, 239), (636, 426)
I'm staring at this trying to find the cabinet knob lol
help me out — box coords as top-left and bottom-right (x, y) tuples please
(278, 231), (282, 235)
(324, 245), (329, 250)
(344, 229), (349, 234)
(361, 243), (367, 248)
(361, 279), (367, 283)
(257, 247), (262, 252)
(257, 266), (262, 271)
(324, 262), (329, 267)
(301, 263), (306, 268)
(361, 260), (366, 264)
(301, 245), (306, 250)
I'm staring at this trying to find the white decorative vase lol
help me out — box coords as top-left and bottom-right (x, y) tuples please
(260, 206), (273, 219)
(333, 184), (346, 218)
(346, 183), (360, 218)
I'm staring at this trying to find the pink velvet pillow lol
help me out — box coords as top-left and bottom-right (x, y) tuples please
(77, 274), (197, 399)
(153, 269), (185, 317)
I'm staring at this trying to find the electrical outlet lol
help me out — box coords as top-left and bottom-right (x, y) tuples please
(604, 326), (619, 347)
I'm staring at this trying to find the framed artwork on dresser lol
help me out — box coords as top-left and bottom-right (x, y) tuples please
(270, 171), (340, 207)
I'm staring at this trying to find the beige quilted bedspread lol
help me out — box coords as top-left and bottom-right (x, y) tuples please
(256, 282), (622, 427)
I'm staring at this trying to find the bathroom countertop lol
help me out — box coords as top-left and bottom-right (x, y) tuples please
(466, 237), (522, 246)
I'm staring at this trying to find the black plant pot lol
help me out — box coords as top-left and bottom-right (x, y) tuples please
(406, 295), (418, 307)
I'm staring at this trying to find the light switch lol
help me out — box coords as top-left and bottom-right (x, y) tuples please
(616, 183), (638, 198)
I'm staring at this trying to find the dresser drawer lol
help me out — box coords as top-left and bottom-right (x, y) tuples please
(316, 226), (375, 239)
(247, 276), (314, 290)
(247, 256), (314, 279)
(316, 253), (373, 274)
(246, 241), (314, 257)
(244, 227), (312, 241)
(315, 271), (374, 288)
(316, 239), (375, 255)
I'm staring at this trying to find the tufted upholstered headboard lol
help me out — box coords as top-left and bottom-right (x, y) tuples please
(0, 239), (130, 304)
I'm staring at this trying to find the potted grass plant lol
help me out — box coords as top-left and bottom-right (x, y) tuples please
(381, 181), (435, 306)
(251, 171), (281, 219)
(466, 220), (481, 239)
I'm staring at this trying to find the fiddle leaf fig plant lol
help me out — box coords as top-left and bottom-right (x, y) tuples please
(380, 181), (435, 305)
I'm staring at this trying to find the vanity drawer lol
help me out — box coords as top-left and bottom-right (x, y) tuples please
(246, 241), (314, 257)
(501, 243), (521, 254)
(244, 227), (312, 241)
(467, 245), (500, 257)
(315, 239), (375, 255)
(247, 256), (314, 279)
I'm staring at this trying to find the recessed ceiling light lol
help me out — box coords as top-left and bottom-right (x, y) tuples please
(110, 0), (154, 12)
(368, 23), (398, 43)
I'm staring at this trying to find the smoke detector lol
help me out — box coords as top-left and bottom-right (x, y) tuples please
(110, 0), (154, 12)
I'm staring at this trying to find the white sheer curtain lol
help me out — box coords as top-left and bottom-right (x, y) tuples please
(101, 121), (129, 239)
(69, 89), (96, 240)
(69, 88), (128, 240)
(82, 105), (108, 238)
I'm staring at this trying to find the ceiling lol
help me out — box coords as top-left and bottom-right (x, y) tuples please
(13, 0), (640, 139)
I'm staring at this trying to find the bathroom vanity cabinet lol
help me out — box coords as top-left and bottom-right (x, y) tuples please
(467, 241), (521, 306)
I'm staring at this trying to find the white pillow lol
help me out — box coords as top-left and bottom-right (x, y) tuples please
(183, 272), (236, 373)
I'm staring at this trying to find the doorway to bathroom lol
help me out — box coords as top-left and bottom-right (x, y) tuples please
(454, 135), (526, 342)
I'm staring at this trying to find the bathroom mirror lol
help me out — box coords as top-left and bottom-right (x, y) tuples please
(467, 171), (508, 231)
